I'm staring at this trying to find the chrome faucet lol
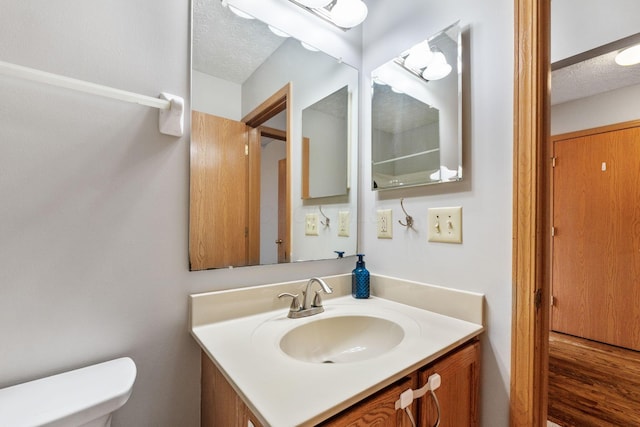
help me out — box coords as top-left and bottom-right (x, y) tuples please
(278, 277), (333, 319)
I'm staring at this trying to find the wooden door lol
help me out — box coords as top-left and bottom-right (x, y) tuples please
(552, 124), (640, 350)
(277, 158), (287, 263)
(190, 111), (249, 270)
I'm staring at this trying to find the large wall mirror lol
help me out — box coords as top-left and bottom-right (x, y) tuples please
(371, 22), (461, 190)
(190, 0), (359, 270)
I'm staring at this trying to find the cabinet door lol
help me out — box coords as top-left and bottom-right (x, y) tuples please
(418, 340), (480, 427)
(201, 352), (263, 427)
(319, 374), (417, 427)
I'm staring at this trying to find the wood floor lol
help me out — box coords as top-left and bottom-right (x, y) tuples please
(548, 332), (640, 426)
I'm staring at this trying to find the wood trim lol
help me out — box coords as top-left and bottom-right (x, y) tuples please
(552, 118), (640, 141)
(301, 137), (310, 199)
(285, 85), (292, 262)
(258, 126), (286, 141)
(242, 83), (290, 128)
(247, 127), (261, 265)
(511, 0), (551, 425)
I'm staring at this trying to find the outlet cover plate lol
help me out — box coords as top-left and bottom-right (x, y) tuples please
(377, 209), (393, 239)
(305, 213), (319, 236)
(338, 211), (350, 237)
(427, 207), (462, 243)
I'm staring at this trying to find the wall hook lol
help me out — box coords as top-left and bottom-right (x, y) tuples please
(398, 198), (414, 228)
(319, 206), (330, 227)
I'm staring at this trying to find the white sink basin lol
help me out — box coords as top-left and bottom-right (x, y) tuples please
(279, 315), (404, 363)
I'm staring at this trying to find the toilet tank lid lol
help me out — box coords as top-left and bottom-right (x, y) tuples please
(0, 357), (136, 426)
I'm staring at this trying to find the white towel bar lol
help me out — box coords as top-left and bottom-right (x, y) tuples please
(0, 60), (184, 137)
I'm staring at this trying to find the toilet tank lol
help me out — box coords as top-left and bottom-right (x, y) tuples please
(0, 357), (136, 427)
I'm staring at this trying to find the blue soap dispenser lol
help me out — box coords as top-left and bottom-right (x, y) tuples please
(352, 254), (370, 299)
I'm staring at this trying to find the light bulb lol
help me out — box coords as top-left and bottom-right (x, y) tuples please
(268, 25), (290, 38)
(331, 0), (368, 28)
(422, 52), (452, 80)
(615, 44), (640, 66)
(227, 5), (254, 19)
(296, 0), (332, 8)
(301, 41), (319, 52)
(404, 41), (434, 70)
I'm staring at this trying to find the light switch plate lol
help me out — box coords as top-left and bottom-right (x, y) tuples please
(338, 211), (350, 237)
(427, 207), (462, 243)
(377, 209), (393, 239)
(305, 213), (319, 236)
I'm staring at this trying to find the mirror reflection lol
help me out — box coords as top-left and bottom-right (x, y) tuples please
(302, 86), (349, 199)
(371, 22), (461, 190)
(190, 0), (359, 270)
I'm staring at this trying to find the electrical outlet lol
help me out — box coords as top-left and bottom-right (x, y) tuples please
(338, 211), (350, 237)
(305, 213), (319, 236)
(427, 207), (462, 243)
(377, 209), (393, 239)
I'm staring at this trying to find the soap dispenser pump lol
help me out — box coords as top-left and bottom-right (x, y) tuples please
(352, 254), (370, 299)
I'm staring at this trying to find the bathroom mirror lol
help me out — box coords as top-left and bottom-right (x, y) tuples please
(371, 22), (461, 190)
(302, 86), (350, 199)
(190, 0), (359, 270)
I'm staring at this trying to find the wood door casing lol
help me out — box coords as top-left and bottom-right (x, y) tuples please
(190, 111), (249, 270)
(277, 158), (287, 263)
(552, 122), (640, 351)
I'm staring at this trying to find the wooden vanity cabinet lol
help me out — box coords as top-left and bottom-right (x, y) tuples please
(201, 339), (479, 427)
(318, 374), (418, 427)
(418, 340), (480, 427)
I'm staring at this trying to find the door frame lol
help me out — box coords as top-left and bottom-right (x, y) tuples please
(242, 83), (292, 265)
(511, 0), (551, 425)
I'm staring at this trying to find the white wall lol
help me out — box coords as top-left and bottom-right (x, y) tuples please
(552, 83), (640, 135)
(551, 0), (640, 62)
(0, 1), (353, 426)
(191, 70), (241, 120)
(362, 0), (514, 425)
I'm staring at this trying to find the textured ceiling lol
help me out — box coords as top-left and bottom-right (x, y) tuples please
(192, 0), (286, 83)
(372, 83), (439, 134)
(552, 47), (640, 105)
(305, 86), (349, 119)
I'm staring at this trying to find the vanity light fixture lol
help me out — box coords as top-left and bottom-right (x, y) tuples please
(403, 41), (434, 70)
(287, 0), (368, 30)
(421, 51), (452, 81)
(615, 44), (640, 66)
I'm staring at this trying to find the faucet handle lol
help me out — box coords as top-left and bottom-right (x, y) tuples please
(312, 290), (324, 308)
(278, 292), (301, 311)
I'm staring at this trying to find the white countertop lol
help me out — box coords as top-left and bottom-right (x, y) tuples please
(190, 275), (484, 426)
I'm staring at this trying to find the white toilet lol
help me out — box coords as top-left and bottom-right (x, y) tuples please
(0, 357), (136, 427)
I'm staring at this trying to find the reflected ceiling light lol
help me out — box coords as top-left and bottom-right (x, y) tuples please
(330, 0), (368, 28)
(227, 4), (255, 19)
(288, 0), (368, 29)
(296, 0), (333, 7)
(301, 41), (319, 51)
(268, 25), (290, 37)
(403, 41), (434, 70)
(421, 52), (452, 80)
(615, 44), (640, 66)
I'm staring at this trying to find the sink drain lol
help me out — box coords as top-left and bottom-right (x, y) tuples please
(322, 360), (335, 364)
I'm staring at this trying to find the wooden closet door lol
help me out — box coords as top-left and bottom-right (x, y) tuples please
(552, 125), (640, 350)
(190, 111), (249, 270)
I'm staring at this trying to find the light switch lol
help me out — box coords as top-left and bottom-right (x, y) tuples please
(377, 209), (393, 239)
(305, 213), (319, 236)
(338, 211), (350, 237)
(427, 207), (462, 243)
